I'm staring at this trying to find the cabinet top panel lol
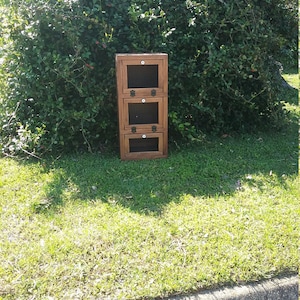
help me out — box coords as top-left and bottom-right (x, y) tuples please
(116, 53), (168, 59)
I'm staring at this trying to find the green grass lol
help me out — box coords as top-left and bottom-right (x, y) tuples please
(0, 74), (299, 299)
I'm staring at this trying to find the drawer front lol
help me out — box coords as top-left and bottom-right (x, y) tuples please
(121, 133), (167, 160)
(116, 54), (168, 97)
(121, 97), (166, 133)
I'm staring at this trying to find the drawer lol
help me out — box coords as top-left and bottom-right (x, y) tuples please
(121, 97), (166, 132)
(120, 132), (167, 160)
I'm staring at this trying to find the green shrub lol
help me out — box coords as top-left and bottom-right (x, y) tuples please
(0, 0), (297, 156)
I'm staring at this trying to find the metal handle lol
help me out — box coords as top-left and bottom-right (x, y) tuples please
(142, 134), (146, 139)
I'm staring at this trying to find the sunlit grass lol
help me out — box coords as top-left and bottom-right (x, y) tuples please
(282, 73), (299, 89)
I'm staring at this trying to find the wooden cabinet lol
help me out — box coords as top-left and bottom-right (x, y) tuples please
(116, 53), (168, 160)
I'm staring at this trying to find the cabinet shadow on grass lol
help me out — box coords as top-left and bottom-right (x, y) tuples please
(33, 125), (298, 216)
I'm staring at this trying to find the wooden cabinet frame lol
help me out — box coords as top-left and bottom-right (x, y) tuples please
(116, 53), (168, 160)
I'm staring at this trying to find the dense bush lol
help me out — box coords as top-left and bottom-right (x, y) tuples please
(0, 0), (297, 156)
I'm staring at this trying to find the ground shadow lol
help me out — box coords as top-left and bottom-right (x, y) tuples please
(24, 84), (299, 216)
(31, 123), (298, 216)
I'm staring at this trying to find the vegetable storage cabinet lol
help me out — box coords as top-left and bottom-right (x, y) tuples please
(116, 53), (168, 160)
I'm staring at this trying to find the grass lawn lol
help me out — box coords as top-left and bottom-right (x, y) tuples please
(0, 74), (299, 299)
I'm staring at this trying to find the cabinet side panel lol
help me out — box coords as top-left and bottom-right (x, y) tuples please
(163, 56), (168, 156)
(116, 55), (125, 159)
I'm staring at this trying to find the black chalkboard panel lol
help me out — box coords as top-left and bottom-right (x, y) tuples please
(127, 65), (158, 88)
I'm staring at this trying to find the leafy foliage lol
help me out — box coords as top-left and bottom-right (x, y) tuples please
(0, 0), (297, 156)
